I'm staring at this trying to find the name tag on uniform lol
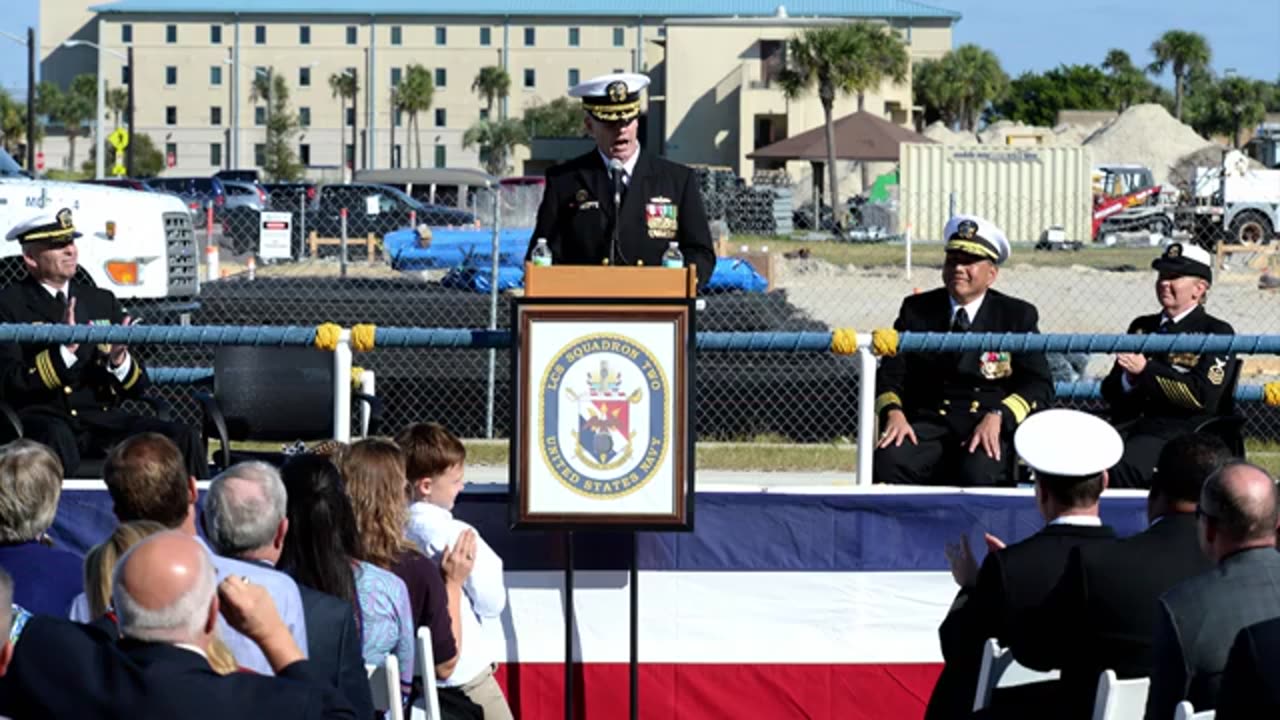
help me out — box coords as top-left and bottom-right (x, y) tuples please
(646, 197), (677, 239)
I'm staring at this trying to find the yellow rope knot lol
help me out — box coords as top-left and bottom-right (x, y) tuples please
(1264, 381), (1280, 408)
(872, 328), (899, 357)
(314, 323), (342, 352)
(351, 324), (377, 352)
(351, 366), (365, 386)
(830, 328), (858, 355)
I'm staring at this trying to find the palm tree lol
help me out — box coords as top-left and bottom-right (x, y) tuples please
(328, 70), (359, 167)
(946, 44), (1008, 131)
(105, 84), (128, 128)
(462, 118), (528, 175)
(1149, 30), (1211, 121)
(0, 88), (26, 157)
(398, 64), (435, 167)
(471, 66), (511, 119)
(1102, 49), (1147, 112)
(912, 58), (960, 129)
(778, 23), (908, 230)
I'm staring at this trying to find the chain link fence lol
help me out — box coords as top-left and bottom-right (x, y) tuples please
(3, 170), (1277, 448)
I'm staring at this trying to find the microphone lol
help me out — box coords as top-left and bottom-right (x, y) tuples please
(608, 158), (624, 266)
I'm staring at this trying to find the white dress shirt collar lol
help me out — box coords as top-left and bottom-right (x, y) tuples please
(1048, 515), (1103, 528)
(598, 145), (641, 184)
(949, 293), (986, 323)
(40, 281), (69, 298)
(1162, 305), (1197, 326)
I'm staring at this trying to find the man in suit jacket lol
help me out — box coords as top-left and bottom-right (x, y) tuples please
(1145, 461), (1280, 719)
(0, 531), (354, 719)
(875, 214), (1052, 486)
(1216, 617), (1280, 719)
(202, 460), (373, 717)
(526, 73), (715, 288)
(1101, 242), (1235, 489)
(1011, 432), (1227, 717)
(0, 209), (205, 478)
(925, 410), (1122, 720)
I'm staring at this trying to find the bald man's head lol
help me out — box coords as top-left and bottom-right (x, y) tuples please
(1201, 461), (1280, 548)
(112, 530), (217, 646)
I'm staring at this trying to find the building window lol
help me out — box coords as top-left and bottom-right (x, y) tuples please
(299, 143), (311, 166)
(523, 68), (535, 88)
(255, 107), (266, 125)
(254, 143), (265, 167)
(211, 106), (222, 125)
(210, 66), (223, 85)
(435, 26), (446, 45)
(392, 145), (402, 168)
(165, 143), (178, 165)
(299, 25), (311, 45)
(479, 108), (489, 121)
(255, 25), (266, 44)
(299, 107), (311, 127)
(165, 66), (177, 85)
(435, 108), (446, 127)
(568, 68), (579, 86)
(210, 24), (222, 44)
(345, 107), (354, 127)
(165, 106), (177, 125)
(568, 27), (579, 46)
(479, 27), (491, 46)
(346, 25), (357, 45)
(121, 24), (133, 43)
(612, 67), (624, 73)
(390, 67), (401, 86)
(390, 26), (402, 45)
(165, 24), (177, 43)
(345, 144), (354, 165)
(435, 68), (446, 87)
(434, 145), (446, 168)
(210, 143), (222, 167)
(613, 27), (625, 47)
(122, 65), (130, 84)
(299, 67), (311, 87)
(524, 27), (535, 46)
(394, 109), (403, 127)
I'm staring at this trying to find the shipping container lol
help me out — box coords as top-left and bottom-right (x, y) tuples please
(900, 144), (1093, 244)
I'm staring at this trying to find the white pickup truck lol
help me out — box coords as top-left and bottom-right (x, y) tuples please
(0, 149), (199, 302)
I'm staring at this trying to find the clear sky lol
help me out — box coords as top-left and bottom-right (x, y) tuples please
(1, 0), (1277, 99)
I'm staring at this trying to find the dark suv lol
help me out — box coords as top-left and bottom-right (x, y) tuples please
(310, 183), (476, 238)
(148, 176), (227, 223)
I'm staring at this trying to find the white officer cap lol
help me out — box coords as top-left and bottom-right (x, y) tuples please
(6, 207), (81, 244)
(1151, 241), (1213, 284)
(569, 72), (650, 122)
(944, 214), (1010, 265)
(1014, 409), (1123, 478)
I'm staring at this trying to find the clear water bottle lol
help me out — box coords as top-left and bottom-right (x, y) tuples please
(662, 241), (684, 269)
(531, 237), (552, 267)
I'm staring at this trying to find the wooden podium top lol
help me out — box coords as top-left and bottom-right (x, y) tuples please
(524, 263), (696, 299)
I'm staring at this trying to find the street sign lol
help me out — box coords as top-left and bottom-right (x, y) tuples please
(258, 211), (293, 260)
(166, 152), (175, 169)
(108, 127), (129, 152)
(111, 163), (127, 177)
(35, 152), (44, 171)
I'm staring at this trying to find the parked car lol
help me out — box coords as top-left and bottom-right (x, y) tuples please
(215, 169), (262, 185)
(310, 183), (476, 240)
(148, 176), (227, 222)
(221, 180), (269, 212)
(263, 182), (317, 212)
(80, 178), (157, 192)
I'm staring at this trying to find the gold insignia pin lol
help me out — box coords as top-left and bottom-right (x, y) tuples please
(957, 219), (978, 239)
(1167, 244), (1181, 258)
(607, 81), (628, 103)
(56, 208), (73, 229)
(575, 189), (589, 203)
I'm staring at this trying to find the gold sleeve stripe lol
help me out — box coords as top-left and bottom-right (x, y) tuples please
(1002, 394), (1032, 424)
(875, 392), (903, 415)
(121, 362), (143, 391)
(1157, 376), (1204, 410)
(34, 350), (60, 390)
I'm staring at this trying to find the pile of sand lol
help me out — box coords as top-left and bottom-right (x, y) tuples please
(1081, 103), (1216, 185)
(923, 121), (976, 145)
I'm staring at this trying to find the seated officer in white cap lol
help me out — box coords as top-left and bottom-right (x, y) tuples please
(925, 409), (1120, 720)
(526, 72), (715, 288)
(1101, 242), (1234, 489)
(874, 214), (1052, 487)
(0, 209), (205, 478)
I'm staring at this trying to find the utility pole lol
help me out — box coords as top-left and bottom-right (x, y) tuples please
(25, 27), (34, 172)
(126, 45), (135, 176)
(389, 89), (396, 168)
(351, 67), (359, 173)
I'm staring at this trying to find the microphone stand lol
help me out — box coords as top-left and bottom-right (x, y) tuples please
(609, 160), (624, 266)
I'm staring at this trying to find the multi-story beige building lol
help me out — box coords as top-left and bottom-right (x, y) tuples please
(40, 0), (957, 182)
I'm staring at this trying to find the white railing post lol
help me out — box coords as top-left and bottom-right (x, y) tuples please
(856, 344), (877, 486)
(360, 369), (376, 437)
(333, 329), (353, 443)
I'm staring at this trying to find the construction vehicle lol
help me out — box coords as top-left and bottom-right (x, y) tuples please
(1090, 164), (1177, 242)
(1186, 151), (1280, 247)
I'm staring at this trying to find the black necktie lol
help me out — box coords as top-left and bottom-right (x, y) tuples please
(1157, 319), (1171, 334)
(55, 291), (67, 312)
(952, 307), (971, 332)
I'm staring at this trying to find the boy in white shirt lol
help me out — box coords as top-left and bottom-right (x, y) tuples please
(398, 422), (512, 720)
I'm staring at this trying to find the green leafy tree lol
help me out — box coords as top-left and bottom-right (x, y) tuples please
(105, 84), (128, 128)
(463, 118), (528, 175)
(1148, 30), (1211, 121)
(777, 23), (908, 229)
(522, 97), (585, 138)
(37, 77), (95, 171)
(912, 58), (960, 128)
(251, 71), (303, 181)
(992, 65), (1112, 127)
(0, 88), (30, 157)
(471, 66), (511, 119)
(398, 64), (435, 167)
(328, 69), (359, 167)
(1101, 49), (1151, 112)
(1185, 76), (1268, 147)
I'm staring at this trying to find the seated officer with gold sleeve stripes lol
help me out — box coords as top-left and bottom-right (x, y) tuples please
(874, 215), (1052, 486)
(0, 209), (205, 478)
(1101, 242), (1234, 489)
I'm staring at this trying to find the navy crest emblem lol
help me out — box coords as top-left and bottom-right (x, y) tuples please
(956, 219), (978, 239)
(607, 81), (629, 103)
(540, 333), (669, 498)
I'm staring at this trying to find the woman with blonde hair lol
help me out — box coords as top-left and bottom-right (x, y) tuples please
(83, 520), (239, 675)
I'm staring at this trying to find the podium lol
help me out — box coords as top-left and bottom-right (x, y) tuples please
(509, 263), (697, 720)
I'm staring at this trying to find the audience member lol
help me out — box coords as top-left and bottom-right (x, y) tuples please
(1012, 432), (1227, 717)
(0, 567), (15, 677)
(71, 432), (308, 674)
(925, 409), (1121, 720)
(82, 519), (239, 674)
(1217, 617), (1280, 719)
(1145, 461), (1280, 719)
(203, 460), (373, 716)
(398, 423), (512, 720)
(0, 531), (356, 719)
(279, 451), (416, 702)
(0, 440), (82, 617)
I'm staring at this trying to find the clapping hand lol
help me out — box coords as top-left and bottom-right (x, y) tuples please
(62, 296), (79, 354)
(107, 316), (133, 368)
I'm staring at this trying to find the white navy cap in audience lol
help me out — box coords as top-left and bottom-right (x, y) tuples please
(1152, 242), (1213, 284)
(943, 214), (1009, 265)
(6, 208), (81, 244)
(1015, 409), (1123, 478)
